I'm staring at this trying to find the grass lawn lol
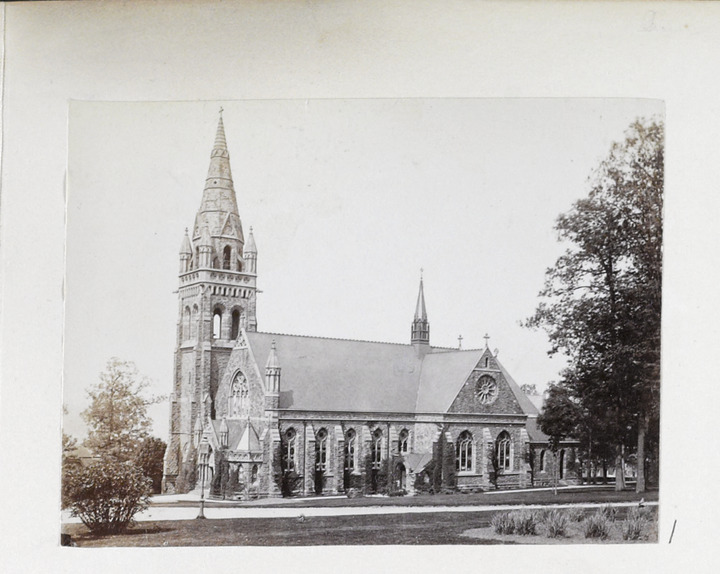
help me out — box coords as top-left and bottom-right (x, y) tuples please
(64, 511), (506, 546)
(63, 488), (658, 547)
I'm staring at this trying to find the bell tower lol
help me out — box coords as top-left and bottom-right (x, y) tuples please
(164, 110), (259, 492)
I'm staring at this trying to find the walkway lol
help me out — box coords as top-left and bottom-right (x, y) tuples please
(61, 500), (657, 524)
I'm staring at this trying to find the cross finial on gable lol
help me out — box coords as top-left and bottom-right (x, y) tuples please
(458, 334), (463, 349)
(483, 333), (490, 348)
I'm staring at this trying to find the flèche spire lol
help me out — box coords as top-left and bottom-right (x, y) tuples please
(411, 270), (430, 347)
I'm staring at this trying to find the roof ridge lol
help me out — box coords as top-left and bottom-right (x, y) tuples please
(253, 330), (486, 351)
(253, 330), (411, 347)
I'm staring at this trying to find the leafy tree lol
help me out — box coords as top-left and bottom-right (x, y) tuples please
(63, 459), (152, 534)
(537, 383), (580, 493)
(82, 358), (164, 463)
(133, 437), (167, 494)
(488, 444), (501, 490)
(61, 432), (82, 509)
(520, 383), (538, 395)
(527, 119), (663, 493)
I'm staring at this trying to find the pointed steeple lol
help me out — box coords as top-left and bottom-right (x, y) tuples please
(414, 273), (427, 322)
(193, 109), (244, 247)
(411, 271), (430, 347)
(206, 108), (232, 185)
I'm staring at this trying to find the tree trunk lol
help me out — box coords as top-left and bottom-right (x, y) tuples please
(614, 446), (626, 491)
(636, 416), (647, 493)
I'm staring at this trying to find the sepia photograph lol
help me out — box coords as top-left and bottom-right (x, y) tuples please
(60, 98), (663, 547)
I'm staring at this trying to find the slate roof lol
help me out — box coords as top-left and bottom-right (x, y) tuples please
(525, 417), (550, 442)
(246, 331), (537, 416)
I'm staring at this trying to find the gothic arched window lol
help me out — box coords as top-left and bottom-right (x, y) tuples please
(344, 429), (357, 472)
(497, 431), (512, 471)
(539, 450), (546, 472)
(456, 431), (473, 472)
(284, 428), (297, 472)
(229, 371), (249, 418)
(231, 309), (241, 340)
(213, 308), (222, 339)
(371, 429), (383, 470)
(398, 429), (409, 454)
(316, 428), (328, 472)
(559, 449), (565, 479)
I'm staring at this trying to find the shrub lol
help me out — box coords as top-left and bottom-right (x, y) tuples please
(599, 504), (618, 522)
(544, 509), (568, 538)
(279, 470), (300, 498)
(388, 489), (407, 497)
(491, 511), (515, 535)
(511, 510), (538, 535)
(582, 512), (611, 539)
(622, 507), (644, 540)
(64, 459), (152, 534)
(565, 506), (585, 522)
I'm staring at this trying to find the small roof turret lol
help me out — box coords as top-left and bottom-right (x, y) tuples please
(244, 226), (257, 255)
(266, 339), (280, 369)
(179, 228), (192, 254)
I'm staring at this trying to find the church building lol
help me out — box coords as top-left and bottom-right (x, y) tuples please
(162, 113), (572, 498)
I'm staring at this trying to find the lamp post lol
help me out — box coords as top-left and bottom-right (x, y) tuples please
(197, 438), (210, 519)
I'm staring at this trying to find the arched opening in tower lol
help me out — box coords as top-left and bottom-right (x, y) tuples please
(223, 245), (232, 270)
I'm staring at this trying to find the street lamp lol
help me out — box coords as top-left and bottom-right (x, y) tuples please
(197, 438), (210, 519)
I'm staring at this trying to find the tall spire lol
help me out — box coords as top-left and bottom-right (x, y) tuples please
(193, 109), (242, 244)
(411, 271), (430, 347)
(414, 272), (427, 322)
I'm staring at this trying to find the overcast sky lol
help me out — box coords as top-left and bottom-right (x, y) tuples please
(63, 98), (663, 441)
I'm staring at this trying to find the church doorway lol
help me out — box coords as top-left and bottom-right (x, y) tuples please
(395, 463), (407, 491)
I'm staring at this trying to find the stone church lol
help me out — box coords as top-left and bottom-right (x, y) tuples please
(162, 113), (572, 498)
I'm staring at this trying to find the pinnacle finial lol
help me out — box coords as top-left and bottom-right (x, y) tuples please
(213, 111), (227, 151)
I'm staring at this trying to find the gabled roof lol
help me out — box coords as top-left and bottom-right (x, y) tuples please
(247, 332), (422, 412)
(497, 361), (539, 416)
(246, 331), (538, 416)
(414, 349), (483, 412)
